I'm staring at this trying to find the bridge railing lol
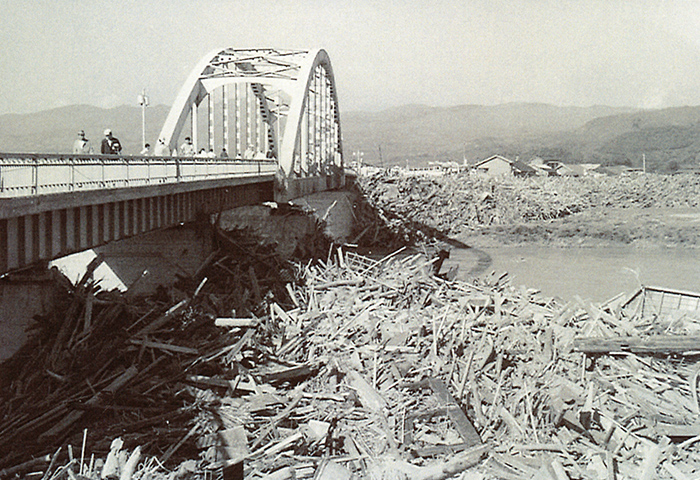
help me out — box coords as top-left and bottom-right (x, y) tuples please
(0, 153), (278, 198)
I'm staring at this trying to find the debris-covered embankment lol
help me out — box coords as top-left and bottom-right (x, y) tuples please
(358, 171), (700, 247)
(2, 206), (700, 479)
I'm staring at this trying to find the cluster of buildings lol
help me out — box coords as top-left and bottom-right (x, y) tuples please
(378, 155), (644, 178)
(349, 154), (656, 177)
(469, 155), (642, 177)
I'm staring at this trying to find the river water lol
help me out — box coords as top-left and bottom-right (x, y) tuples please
(448, 246), (700, 304)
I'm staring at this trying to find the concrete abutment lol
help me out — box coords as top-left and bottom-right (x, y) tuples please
(0, 189), (357, 360)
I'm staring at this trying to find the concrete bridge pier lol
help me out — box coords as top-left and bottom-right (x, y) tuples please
(0, 221), (215, 360)
(0, 275), (56, 361)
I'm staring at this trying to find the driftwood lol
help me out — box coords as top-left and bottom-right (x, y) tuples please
(3, 226), (700, 480)
(575, 334), (700, 354)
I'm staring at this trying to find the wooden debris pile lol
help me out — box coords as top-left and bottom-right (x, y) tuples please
(0, 226), (298, 477)
(3, 237), (700, 479)
(227, 248), (700, 479)
(358, 170), (700, 236)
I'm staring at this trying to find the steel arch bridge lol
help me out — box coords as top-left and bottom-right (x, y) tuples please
(158, 47), (344, 201)
(0, 48), (345, 274)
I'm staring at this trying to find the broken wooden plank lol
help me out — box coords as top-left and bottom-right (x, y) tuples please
(215, 318), (259, 328)
(129, 339), (199, 355)
(428, 378), (481, 447)
(134, 299), (188, 337)
(256, 364), (317, 385)
(575, 335), (700, 354)
(40, 366), (139, 439)
(347, 370), (387, 412)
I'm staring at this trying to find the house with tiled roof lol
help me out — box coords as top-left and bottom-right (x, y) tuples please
(473, 155), (513, 176)
(473, 155), (538, 177)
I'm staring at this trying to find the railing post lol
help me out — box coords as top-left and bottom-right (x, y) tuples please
(176, 157), (181, 182)
(101, 157), (105, 187)
(125, 157), (129, 187)
(32, 157), (38, 195)
(147, 157), (150, 184)
(70, 157), (75, 191)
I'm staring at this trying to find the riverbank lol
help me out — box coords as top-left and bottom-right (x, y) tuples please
(358, 170), (700, 249)
(459, 206), (700, 248)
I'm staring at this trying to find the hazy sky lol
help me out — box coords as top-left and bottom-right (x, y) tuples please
(3, 0), (700, 115)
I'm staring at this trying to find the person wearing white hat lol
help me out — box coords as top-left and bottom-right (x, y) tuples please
(72, 130), (94, 154)
(101, 128), (122, 155)
(154, 138), (170, 156)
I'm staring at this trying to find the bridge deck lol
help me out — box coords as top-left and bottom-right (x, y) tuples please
(0, 153), (278, 274)
(0, 153), (276, 199)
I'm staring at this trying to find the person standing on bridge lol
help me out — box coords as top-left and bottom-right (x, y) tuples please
(73, 130), (94, 154)
(101, 129), (122, 155)
(140, 143), (151, 155)
(180, 136), (196, 157)
(154, 138), (170, 156)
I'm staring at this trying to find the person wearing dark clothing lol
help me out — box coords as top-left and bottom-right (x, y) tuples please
(101, 129), (122, 155)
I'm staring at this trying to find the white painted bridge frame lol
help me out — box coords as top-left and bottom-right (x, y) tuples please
(158, 48), (344, 200)
(0, 47), (345, 274)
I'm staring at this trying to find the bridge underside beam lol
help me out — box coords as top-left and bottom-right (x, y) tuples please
(0, 180), (273, 274)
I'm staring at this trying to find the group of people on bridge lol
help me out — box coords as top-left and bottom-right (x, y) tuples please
(72, 130), (274, 160)
(169, 136), (228, 159)
(72, 129), (122, 155)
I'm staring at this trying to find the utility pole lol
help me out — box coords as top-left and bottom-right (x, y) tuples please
(378, 144), (383, 168)
(137, 89), (149, 150)
(642, 153), (646, 174)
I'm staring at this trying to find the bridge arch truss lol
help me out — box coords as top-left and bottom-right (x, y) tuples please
(158, 48), (344, 200)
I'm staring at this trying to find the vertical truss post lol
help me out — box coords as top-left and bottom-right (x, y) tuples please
(276, 90), (281, 159)
(245, 86), (252, 156)
(321, 70), (327, 173)
(314, 67), (320, 174)
(191, 101), (198, 153)
(256, 92), (263, 156)
(235, 83), (241, 157)
(223, 85), (229, 154)
(208, 92), (215, 152)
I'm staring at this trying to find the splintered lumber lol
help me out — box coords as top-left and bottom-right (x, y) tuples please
(314, 460), (353, 480)
(368, 444), (488, 480)
(0, 454), (52, 478)
(8, 216), (700, 480)
(347, 370), (387, 412)
(134, 299), (188, 336)
(251, 392), (304, 450)
(129, 339), (199, 355)
(41, 366), (139, 440)
(575, 335), (700, 354)
(427, 378), (481, 447)
(214, 318), (259, 328)
(257, 364), (317, 385)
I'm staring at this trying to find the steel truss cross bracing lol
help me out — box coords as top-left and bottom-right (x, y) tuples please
(157, 48), (344, 200)
(0, 47), (345, 274)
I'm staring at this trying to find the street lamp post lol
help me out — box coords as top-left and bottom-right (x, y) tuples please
(137, 89), (149, 150)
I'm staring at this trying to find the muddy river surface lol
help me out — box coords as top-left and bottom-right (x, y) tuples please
(449, 246), (700, 303)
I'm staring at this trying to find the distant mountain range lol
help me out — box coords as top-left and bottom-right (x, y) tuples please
(3, 102), (700, 172)
(0, 104), (170, 155)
